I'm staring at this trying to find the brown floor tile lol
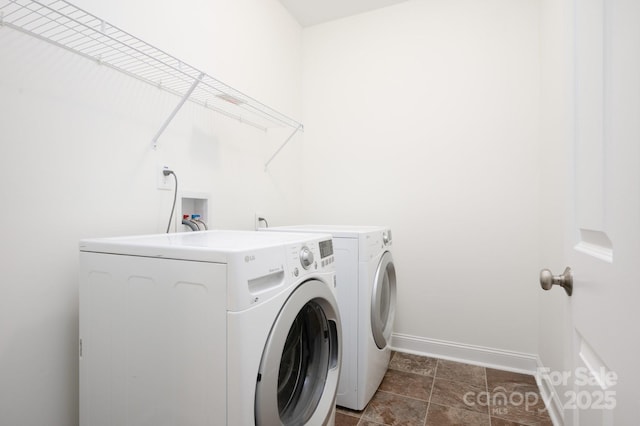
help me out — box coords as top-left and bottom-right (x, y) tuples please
(488, 381), (546, 408)
(486, 368), (537, 389)
(489, 418), (527, 426)
(335, 411), (360, 426)
(336, 352), (553, 426)
(425, 403), (491, 426)
(491, 415), (553, 426)
(488, 386), (551, 425)
(336, 406), (363, 418)
(378, 368), (434, 401)
(436, 359), (487, 388)
(389, 351), (438, 377)
(361, 390), (428, 426)
(486, 368), (551, 425)
(359, 421), (388, 426)
(489, 403), (551, 426)
(491, 418), (553, 426)
(430, 378), (489, 415)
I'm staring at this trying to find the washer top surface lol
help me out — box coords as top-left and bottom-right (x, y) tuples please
(265, 224), (387, 238)
(79, 230), (327, 262)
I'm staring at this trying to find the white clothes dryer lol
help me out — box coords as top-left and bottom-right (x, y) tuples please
(260, 225), (397, 410)
(79, 230), (341, 426)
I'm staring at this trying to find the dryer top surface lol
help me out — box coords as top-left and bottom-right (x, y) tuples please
(265, 224), (388, 239)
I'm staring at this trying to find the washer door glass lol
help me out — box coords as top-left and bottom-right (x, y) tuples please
(371, 251), (397, 349)
(255, 280), (340, 426)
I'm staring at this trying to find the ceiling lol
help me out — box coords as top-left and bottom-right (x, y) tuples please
(278, 0), (409, 27)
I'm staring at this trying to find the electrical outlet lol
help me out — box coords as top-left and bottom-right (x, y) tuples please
(157, 165), (173, 190)
(254, 212), (263, 230)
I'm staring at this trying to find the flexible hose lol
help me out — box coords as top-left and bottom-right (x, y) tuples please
(182, 219), (199, 231)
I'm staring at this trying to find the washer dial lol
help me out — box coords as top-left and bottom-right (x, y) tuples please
(299, 246), (314, 269)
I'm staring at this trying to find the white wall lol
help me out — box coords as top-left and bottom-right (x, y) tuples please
(0, 0), (302, 424)
(300, 0), (542, 354)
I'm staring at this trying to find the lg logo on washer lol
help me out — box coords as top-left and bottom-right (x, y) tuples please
(244, 254), (256, 262)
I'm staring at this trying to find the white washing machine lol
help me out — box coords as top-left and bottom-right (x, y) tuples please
(79, 230), (341, 426)
(260, 225), (396, 410)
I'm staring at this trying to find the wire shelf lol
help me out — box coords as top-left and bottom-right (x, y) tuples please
(0, 0), (304, 132)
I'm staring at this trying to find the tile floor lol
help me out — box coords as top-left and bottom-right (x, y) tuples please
(335, 351), (553, 426)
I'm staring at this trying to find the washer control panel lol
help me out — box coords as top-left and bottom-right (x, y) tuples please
(318, 239), (335, 268)
(285, 236), (334, 280)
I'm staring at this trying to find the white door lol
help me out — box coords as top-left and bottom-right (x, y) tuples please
(564, 0), (640, 424)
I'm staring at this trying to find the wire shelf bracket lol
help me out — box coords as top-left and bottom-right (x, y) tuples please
(264, 124), (303, 171)
(152, 72), (204, 150)
(0, 0), (304, 159)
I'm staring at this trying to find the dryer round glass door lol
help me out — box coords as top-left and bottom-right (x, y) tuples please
(371, 251), (397, 349)
(255, 280), (341, 426)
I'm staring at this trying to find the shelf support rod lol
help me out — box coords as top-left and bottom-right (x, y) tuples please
(152, 72), (204, 149)
(264, 124), (303, 171)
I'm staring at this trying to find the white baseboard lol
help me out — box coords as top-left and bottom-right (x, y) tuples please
(390, 333), (564, 426)
(390, 332), (538, 374)
(535, 356), (565, 426)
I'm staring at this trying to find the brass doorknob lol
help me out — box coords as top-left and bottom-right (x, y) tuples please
(539, 267), (573, 296)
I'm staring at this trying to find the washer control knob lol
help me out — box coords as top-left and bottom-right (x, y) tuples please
(300, 246), (314, 269)
(382, 231), (390, 245)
